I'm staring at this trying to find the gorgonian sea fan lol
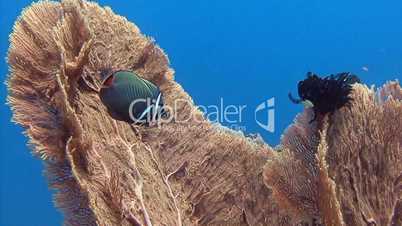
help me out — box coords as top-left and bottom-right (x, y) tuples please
(266, 82), (402, 226)
(6, 0), (288, 225)
(6, 0), (402, 225)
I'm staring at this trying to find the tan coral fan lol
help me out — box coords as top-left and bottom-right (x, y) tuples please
(7, 0), (290, 225)
(264, 83), (402, 226)
(7, 0), (402, 225)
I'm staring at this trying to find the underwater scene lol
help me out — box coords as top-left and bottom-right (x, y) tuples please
(1, 0), (401, 225)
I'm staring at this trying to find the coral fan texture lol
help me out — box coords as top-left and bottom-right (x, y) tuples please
(6, 0), (401, 225)
(264, 83), (402, 226)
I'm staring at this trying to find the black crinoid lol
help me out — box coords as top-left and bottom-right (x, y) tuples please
(289, 72), (361, 123)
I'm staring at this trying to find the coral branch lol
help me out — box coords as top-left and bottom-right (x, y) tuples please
(144, 144), (182, 226)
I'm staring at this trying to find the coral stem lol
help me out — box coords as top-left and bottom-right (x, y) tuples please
(144, 144), (182, 226)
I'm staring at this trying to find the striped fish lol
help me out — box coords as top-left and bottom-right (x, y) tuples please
(99, 70), (165, 123)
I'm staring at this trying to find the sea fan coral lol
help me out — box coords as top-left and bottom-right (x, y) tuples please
(264, 82), (402, 226)
(6, 0), (401, 225)
(7, 0), (288, 225)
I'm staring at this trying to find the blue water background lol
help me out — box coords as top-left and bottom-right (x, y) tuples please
(1, 0), (402, 225)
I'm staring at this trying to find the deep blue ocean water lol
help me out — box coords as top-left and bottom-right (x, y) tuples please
(1, 0), (402, 225)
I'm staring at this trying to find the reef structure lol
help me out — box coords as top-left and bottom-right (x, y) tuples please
(6, 0), (402, 226)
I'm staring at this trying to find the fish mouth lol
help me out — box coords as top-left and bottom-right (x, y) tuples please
(288, 93), (314, 108)
(100, 73), (115, 88)
(100, 68), (114, 84)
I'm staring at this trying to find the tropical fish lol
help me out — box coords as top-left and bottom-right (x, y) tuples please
(99, 70), (166, 124)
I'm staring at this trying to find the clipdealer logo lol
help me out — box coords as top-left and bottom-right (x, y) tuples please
(127, 97), (276, 133)
(254, 97), (275, 133)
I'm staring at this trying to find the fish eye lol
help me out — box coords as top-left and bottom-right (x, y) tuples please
(102, 74), (115, 87)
